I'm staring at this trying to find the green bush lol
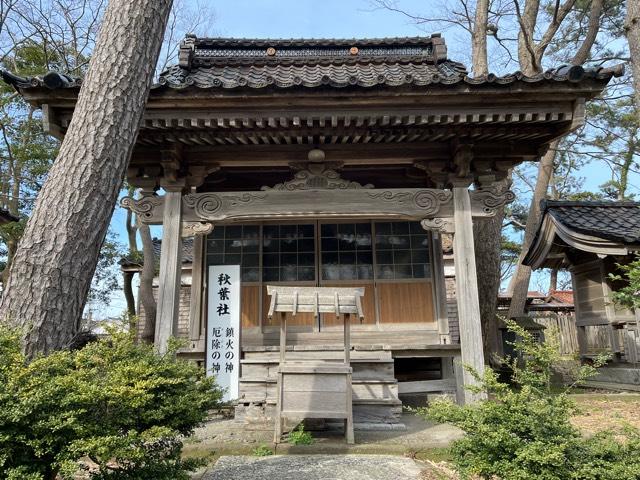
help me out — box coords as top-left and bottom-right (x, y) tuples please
(0, 324), (222, 480)
(288, 424), (313, 445)
(415, 319), (640, 480)
(252, 444), (274, 456)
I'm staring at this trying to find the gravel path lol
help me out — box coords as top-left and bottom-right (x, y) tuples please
(201, 454), (427, 480)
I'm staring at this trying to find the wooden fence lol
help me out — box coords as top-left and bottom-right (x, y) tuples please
(532, 312), (579, 356)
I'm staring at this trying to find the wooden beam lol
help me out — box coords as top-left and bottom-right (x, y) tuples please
(188, 234), (205, 341)
(123, 185), (514, 225)
(452, 186), (487, 404)
(155, 189), (184, 353)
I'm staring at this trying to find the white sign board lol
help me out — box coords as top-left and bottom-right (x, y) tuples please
(206, 265), (241, 402)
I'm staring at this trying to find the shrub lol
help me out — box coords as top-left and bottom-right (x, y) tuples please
(288, 424), (313, 445)
(0, 324), (222, 480)
(252, 444), (274, 456)
(415, 319), (640, 480)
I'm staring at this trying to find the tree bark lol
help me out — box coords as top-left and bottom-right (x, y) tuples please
(626, 0), (640, 124)
(508, 0), (605, 318)
(138, 220), (157, 344)
(0, 0), (173, 356)
(474, 207), (503, 361)
(508, 142), (557, 317)
(123, 270), (136, 317)
(472, 0), (489, 76)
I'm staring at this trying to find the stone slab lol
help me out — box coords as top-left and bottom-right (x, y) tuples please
(202, 455), (426, 480)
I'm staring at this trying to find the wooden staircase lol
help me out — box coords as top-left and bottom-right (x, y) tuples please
(235, 347), (402, 425)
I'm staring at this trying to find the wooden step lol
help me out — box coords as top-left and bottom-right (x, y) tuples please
(241, 359), (395, 381)
(239, 378), (399, 404)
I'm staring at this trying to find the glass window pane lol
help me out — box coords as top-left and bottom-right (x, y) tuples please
(338, 223), (356, 235)
(242, 268), (259, 282)
(298, 267), (315, 281)
(243, 253), (259, 267)
(321, 223), (337, 237)
(225, 253), (241, 265)
(281, 253), (297, 268)
(263, 225), (279, 238)
(323, 265), (341, 281)
(263, 253), (279, 267)
(207, 254), (223, 265)
(321, 237), (339, 251)
(340, 251), (356, 264)
(226, 225), (242, 238)
(375, 222), (392, 235)
(411, 249), (429, 264)
(298, 224), (315, 238)
(243, 225), (259, 238)
(298, 238), (315, 252)
(412, 264), (428, 278)
(207, 239), (223, 254)
(263, 267), (279, 282)
(356, 223), (372, 234)
(358, 264), (373, 280)
(376, 264), (394, 279)
(357, 250), (372, 265)
(262, 237), (279, 253)
(340, 264), (357, 280)
(375, 235), (392, 249)
(299, 252), (315, 266)
(356, 233), (372, 248)
(280, 237), (297, 252)
(376, 250), (393, 265)
(322, 251), (339, 265)
(280, 266), (297, 282)
(392, 222), (410, 234)
(280, 224), (297, 236)
(394, 250), (411, 265)
(411, 234), (429, 250)
(225, 239), (242, 253)
(394, 264), (412, 279)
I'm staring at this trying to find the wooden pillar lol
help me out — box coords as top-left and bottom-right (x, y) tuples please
(431, 232), (450, 344)
(155, 189), (184, 353)
(188, 234), (205, 342)
(452, 185), (487, 403)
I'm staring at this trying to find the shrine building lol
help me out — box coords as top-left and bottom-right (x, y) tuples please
(3, 34), (620, 426)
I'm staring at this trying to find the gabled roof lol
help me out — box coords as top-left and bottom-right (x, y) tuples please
(2, 34), (623, 93)
(120, 237), (193, 271)
(523, 200), (640, 269)
(548, 289), (574, 305)
(0, 208), (18, 225)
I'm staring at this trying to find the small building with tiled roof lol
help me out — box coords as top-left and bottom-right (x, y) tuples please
(3, 34), (621, 423)
(524, 200), (640, 373)
(0, 208), (18, 225)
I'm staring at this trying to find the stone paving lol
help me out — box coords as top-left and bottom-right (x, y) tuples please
(201, 454), (427, 480)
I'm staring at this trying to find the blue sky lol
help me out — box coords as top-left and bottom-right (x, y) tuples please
(103, 0), (637, 316)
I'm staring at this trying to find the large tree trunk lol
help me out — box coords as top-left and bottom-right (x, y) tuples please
(508, 0), (605, 317)
(508, 143), (557, 317)
(123, 270), (136, 318)
(474, 207), (503, 362)
(469, 0), (503, 359)
(471, 0), (489, 76)
(138, 221), (157, 344)
(0, 0), (173, 356)
(627, 0), (640, 124)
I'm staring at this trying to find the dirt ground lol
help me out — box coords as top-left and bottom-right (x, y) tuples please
(571, 393), (640, 436)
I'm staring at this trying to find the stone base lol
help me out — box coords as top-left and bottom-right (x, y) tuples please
(586, 365), (640, 391)
(234, 401), (402, 431)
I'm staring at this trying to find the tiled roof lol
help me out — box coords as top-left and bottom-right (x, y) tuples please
(545, 200), (640, 244)
(120, 237), (193, 269)
(152, 237), (193, 264)
(548, 290), (574, 305)
(0, 208), (18, 224)
(1, 35), (623, 93)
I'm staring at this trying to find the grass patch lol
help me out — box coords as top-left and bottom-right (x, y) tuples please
(288, 424), (314, 445)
